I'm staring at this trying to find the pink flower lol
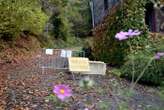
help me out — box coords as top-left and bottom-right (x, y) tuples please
(53, 84), (72, 101)
(157, 52), (164, 56)
(115, 29), (141, 41)
(115, 31), (129, 40)
(154, 54), (161, 60)
(154, 52), (164, 60)
(128, 29), (141, 36)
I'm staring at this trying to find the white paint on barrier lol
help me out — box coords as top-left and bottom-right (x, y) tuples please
(45, 49), (53, 55)
(81, 61), (106, 75)
(61, 50), (72, 58)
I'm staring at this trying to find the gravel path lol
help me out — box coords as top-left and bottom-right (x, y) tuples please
(1, 53), (164, 110)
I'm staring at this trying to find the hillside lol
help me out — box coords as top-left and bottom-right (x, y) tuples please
(0, 0), (164, 110)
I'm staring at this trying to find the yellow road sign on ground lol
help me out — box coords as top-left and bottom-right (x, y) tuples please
(68, 57), (90, 72)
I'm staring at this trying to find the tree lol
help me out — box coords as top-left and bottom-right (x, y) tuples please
(48, 0), (91, 40)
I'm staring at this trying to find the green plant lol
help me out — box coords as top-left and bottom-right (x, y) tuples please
(97, 100), (111, 110)
(45, 94), (68, 109)
(92, 0), (149, 66)
(0, 0), (48, 40)
(121, 52), (164, 85)
(49, 0), (91, 40)
(118, 101), (129, 110)
(157, 86), (164, 100)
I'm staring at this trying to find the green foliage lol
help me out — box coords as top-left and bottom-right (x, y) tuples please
(93, 0), (149, 66)
(97, 100), (111, 110)
(49, 0), (91, 41)
(121, 52), (164, 85)
(147, 33), (164, 53)
(110, 68), (122, 77)
(45, 94), (58, 103)
(48, 0), (73, 40)
(50, 14), (72, 40)
(69, 0), (92, 37)
(0, 0), (48, 40)
(118, 102), (129, 110)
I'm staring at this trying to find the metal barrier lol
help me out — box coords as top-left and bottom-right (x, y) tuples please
(39, 49), (85, 72)
(38, 48), (107, 79)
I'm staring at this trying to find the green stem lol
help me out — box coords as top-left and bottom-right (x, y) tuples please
(131, 54), (135, 85)
(127, 42), (135, 86)
(130, 57), (154, 90)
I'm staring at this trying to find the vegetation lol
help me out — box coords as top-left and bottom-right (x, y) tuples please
(92, 0), (149, 66)
(113, 33), (164, 85)
(92, 0), (164, 86)
(0, 0), (164, 109)
(121, 52), (164, 85)
(0, 0), (48, 41)
(0, 0), (91, 50)
(48, 0), (91, 41)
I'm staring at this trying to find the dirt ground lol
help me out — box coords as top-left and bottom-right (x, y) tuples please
(0, 50), (164, 110)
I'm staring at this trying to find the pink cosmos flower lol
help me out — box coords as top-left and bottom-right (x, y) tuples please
(154, 52), (164, 60)
(154, 54), (161, 60)
(53, 84), (72, 101)
(115, 31), (129, 40)
(115, 29), (141, 41)
(128, 29), (141, 37)
(156, 52), (164, 56)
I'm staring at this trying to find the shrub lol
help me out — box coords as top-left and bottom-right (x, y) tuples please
(92, 0), (149, 66)
(0, 0), (48, 40)
(121, 52), (164, 85)
(148, 33), (164, 53)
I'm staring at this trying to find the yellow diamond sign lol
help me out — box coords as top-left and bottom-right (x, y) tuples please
(68, 57), (90, 72)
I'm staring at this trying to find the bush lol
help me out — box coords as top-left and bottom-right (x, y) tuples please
(121, 52), (164, 85)
(0, 0), (48, 40)
(92, 0), (149, 66)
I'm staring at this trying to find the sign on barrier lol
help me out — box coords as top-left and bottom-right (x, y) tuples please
(45, 49), (53, 55)
(68, 57), (90, 72)
(39, 49), (85, 70)
(61, 50), (72, 58)
(39, 49), (106, 75)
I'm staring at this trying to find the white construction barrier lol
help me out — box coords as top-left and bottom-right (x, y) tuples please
(83, 61), (106, 75)
(68, 57), (90, 72)
(39, 49), (85, 70)
(39, 48), (106, 76)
